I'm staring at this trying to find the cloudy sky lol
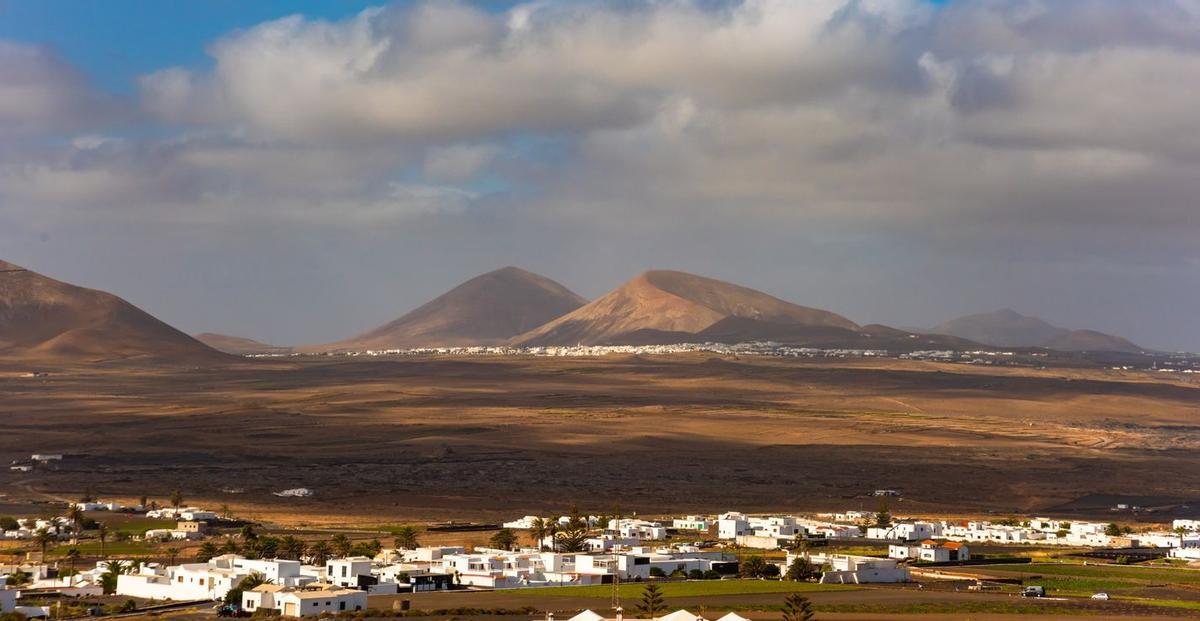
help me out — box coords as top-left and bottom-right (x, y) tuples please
(2, 0), (1199, 350)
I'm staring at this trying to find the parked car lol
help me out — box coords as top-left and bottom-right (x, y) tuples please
(1021, 585), (1046, 598)
(1091, 592), (1110, 600)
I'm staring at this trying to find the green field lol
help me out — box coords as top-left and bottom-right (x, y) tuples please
(965, 561), (1200, 600)
(104, 517), (178, 535)
(50, 540), (159, 556)
(1015, 563), (1200, 586)
(517, 580), (854, 599)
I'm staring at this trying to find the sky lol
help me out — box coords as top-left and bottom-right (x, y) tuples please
(1, 0), (1198, 351)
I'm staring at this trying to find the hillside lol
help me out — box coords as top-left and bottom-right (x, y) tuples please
(195, 333), (293, 356)
(512, 270), (858, 346)
(931, 309), (1141, 353)
(313, 267), (586, 351)
(0, 259), (226, 363)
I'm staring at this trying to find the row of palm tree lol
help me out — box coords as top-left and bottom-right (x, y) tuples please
(634, 583), (815, 621)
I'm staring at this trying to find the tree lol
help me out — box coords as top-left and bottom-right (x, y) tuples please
(1176, 526), (1189, 548)
(224, 572), (271, 605)
(220, 538), (241, 555)
(169, 489), (184, 510)
(240, 524), (258, 541)
(529, 517), (552, 552)
(740, 555), (771, 578)
(392, 526), (419, 550)
(33, 527), (54, 559)
(139, 495), (148, 510)
(635, 582), (668, 619)
(220, 504), (232, 520)
(280, 535), (306, 561)
(166, 547), (180, 566)
(874, 500), (892, 529)
(67, 505), (84, 534)
(554, 506), (589, 553)
(781, 593), (816, 621)
(786, 556), (819, 582)
(65, 547), (82, 577)
(0, 516), (18, 531)
(1105, 523), (1123, 537)
(197, 541), (220, 562)
(332, 533), (353, 557)
(308, 540), (332, 565)
(97, 523), (109, 558)
(489, 528), (518, 551)
(99, 560), (131, 595)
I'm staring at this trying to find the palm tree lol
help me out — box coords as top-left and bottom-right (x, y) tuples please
(166, 547), (180, 566)
(66, 505), (84, 535)
(1175, 526), (1188, 549)
(280, 535), (306, 561)
(220, 538), (241, 555)
(332, 533), (353, 557)
(170, 489), (184, 510)
(308, 540), (332, 565)
(100, 560), (131, 595)
(34, 526), (55, 560)
(197, 541), (220, 562)
(393, 526), (419, 550)
(781, 593), (815, 621)
(635, 583), (668, 619)
(240, 524), (258, 541)
(96, 523), (109, 558)
(529, 517), (551, 552)
(489, 528), (518, 551)
(220, 504), (232, 520)
(64, 547), (81, 578)
(139, 495), (148, 510)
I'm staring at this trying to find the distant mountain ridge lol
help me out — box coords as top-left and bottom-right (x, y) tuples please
(512, 270), (859, 346)
(311, 266), (586, 351)
(931, 309), (1141, 353)
(0, 259), (225, 363)
(195, 333), (293, 356)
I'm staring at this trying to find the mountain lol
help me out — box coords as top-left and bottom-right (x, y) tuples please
(512, 270), (858, 346)
(313, 267), (587, 351)
(0, 259), (226, 363)
(931, 309), (1141, 353)
(1042, 329), (1141, 353)
(194, 333), (293, 356)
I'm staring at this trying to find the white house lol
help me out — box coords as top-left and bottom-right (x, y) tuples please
(116, 555), (315, 601)
(1172, 519), (1200, 533)
(888, 540), (970, 563)
(325, 557), (373, 588)
(801, 552), (910, 584)
(671, 516), (711, 532)
(272, 588), (367, 617)
(608, 519), (667, 540)
(868, 521), (940, 541)
(717, 512), (752, 540)
(503, 516), (542, 530)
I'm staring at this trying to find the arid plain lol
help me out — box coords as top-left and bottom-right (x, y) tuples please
(3, 353), (1198, 525)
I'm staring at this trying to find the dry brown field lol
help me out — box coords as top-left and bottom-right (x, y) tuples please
(2, 353), (1198, 525)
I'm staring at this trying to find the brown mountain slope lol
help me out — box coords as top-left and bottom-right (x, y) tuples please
(0, 259), (226, 363)
(932, 309), (1066, 348)
(513, 270), (858, 346)
(1043, 329), (1142, 353)
(932, 309), (1141, 352)
(312, 267), (586, 351)
(195, 333), (293, 356)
